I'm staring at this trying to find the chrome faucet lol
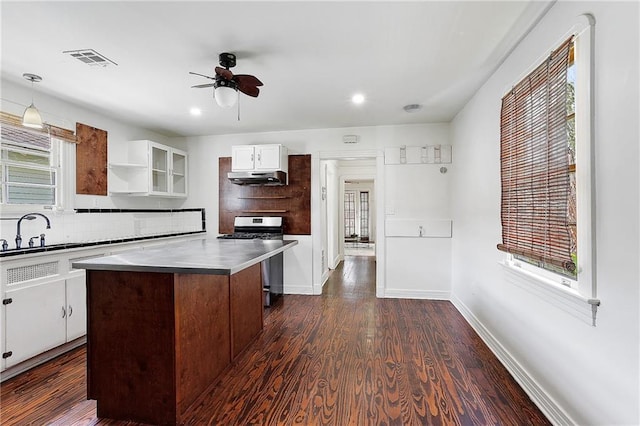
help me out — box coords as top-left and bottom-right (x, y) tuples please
(16, 213), (51, 249)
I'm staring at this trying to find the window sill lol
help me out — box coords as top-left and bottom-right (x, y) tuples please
(499, 260), (600, 326)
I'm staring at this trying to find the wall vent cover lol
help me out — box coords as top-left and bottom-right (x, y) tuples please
(63, 49), (117, 67)
(7, 261), (59, 285)
(343, 135), (359, 144)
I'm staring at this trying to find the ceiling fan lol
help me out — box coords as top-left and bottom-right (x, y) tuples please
(190, 52), (263, 108)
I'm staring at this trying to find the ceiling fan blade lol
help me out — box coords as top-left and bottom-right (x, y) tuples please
(189, 71), (215, 80)
(238, 85), (260, 98)
(235, 74), (263, 87)
(215, 66), (234, 80)
(191, 83), (216, 89)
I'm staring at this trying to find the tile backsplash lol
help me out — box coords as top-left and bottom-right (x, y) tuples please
(0, 209), (205, 247)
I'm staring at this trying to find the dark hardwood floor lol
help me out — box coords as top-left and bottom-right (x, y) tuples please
(0, 256), (550, 425)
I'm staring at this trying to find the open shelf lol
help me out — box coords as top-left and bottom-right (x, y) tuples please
(238, 196), (289, 200)
(241, 210), (289, 213)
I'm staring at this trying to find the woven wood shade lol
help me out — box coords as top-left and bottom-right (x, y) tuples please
(497, 37), (575, 273)
(0, 111), (76, 143)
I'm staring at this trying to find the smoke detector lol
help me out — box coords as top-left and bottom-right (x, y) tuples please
(403, 104), (423, 113)
(63, 49), (117, 67)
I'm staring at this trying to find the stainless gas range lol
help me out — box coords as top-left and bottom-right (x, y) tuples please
(217, 216), (284, 240)
(218, 216), (284, 306)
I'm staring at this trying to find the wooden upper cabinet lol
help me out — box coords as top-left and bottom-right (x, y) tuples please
(76, 122), (108, 195)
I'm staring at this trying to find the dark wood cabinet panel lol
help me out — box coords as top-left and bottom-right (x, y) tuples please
(219, 154), (311, 234)
(86, 270), (233, 425)
(75, 122), (107, 195)
(230, 263), (263, 359)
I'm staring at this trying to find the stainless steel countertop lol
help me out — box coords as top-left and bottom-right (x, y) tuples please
(72, 237), (298, 275)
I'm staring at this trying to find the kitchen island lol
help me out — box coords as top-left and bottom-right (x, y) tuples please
(72, 237), (298, 425)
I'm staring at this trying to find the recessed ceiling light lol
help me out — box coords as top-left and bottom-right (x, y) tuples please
(190, 107), (202, 116)
(351, 93), (365, 104)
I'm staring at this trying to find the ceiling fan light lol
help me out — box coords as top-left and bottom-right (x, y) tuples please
(215, 86), (238, 108)
(22, 103), (43, 129)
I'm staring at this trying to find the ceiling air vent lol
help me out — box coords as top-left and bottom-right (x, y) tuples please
(63, 49), (117, 67)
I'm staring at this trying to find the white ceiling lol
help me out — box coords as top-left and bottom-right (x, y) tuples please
(1, 1), (551, 138)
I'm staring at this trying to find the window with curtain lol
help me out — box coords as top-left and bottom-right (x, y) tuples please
(497, 37), (577, 279)
(1, 123), (58, 206)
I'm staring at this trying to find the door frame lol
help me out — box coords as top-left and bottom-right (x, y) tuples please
(316, 150), (385, 297)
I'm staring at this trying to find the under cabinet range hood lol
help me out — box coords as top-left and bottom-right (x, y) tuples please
(227, 170), (287, 186)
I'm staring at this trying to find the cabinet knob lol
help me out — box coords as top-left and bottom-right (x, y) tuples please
(68, 305), (73, 317)
(61, 306), (67, 318)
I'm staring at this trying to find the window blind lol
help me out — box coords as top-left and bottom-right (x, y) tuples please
(1, 122), (57, 205)
(497, 37), (576, 273)
(0, 111), (76, 143)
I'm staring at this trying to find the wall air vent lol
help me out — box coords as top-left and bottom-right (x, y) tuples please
(343, 135), (359, 144)
(63, 49), (118, 67)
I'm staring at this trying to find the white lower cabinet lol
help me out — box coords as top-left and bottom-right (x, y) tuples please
(1, 236), (194, 377)
(4, 279), (67, 368)
(2, 272), (87, 369)
(65, 273), (87, 342)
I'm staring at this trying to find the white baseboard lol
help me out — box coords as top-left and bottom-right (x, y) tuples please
(284, 285), (314, 295)
(450, 295), (575, 426)
(1, 337), (86, 382)
(384, 288), (450, 300)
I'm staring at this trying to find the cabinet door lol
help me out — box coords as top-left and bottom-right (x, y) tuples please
(149, 143), (169, 194)
(171, 149), (188, 196)
(4, 280), (66, 367)
(255, 145), (281, 170)
(66, 273), (87, 341)
(232, 146), (255, 171)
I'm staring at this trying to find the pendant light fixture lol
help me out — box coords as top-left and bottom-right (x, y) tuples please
(22, 73), (43, 129)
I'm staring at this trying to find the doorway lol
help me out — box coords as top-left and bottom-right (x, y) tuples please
(318, 151), (384, 297)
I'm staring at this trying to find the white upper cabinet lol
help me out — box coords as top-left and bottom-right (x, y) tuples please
(109, 140), (188, 197)
(231, 144), (288, 172)
(231, 145), (257, 171)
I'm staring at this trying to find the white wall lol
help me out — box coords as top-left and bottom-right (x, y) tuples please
(450, 2), (639, 424)
(325, 160), (340, 269)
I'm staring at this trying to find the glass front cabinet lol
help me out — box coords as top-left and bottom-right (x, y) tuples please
(109, 140), (187, 197)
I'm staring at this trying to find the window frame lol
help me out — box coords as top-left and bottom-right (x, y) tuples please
(1, 133), (71, 214)
(499, 14), (599, 325)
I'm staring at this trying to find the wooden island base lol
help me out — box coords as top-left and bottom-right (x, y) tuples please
(86, 263), (263, 425)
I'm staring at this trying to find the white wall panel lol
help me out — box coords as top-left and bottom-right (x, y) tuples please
(283, 235), (313, 294)
(385, 237), (451, 299)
